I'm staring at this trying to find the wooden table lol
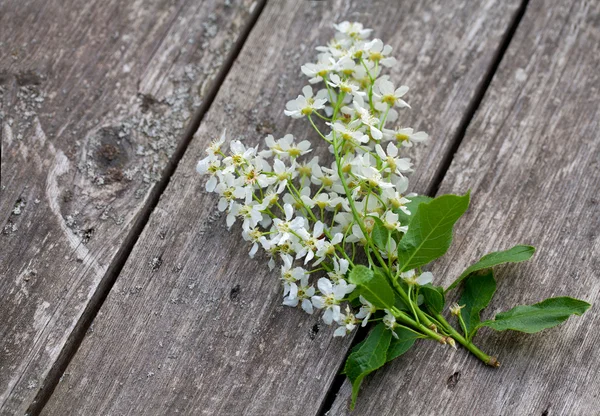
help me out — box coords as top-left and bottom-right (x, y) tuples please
(1, 1), (598, 415)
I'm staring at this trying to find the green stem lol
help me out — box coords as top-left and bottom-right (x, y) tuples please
(407, 285), (420, 324)
(312, 111), (332, 122)
(434, 313), (500, 367)
(457, 311), (470, 339)
(333, 142), (390, 276)
(389, 277), (435, 329)
(391, 308), (444, 344)
(327, 90), (391, 277)
(378, 105), (391, 130)
(308, 115), (330, 142)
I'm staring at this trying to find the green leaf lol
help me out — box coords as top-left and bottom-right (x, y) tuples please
(370, 216), (390, 251)
(479, 297), (591, 333)
(344, 323), (392, 410)
(446, 245), (535, 291)
(348, 265), (394, 310)
(397, 193), (470, 272)
(387, 327), (422, 362)
(394, 292), (410, 312)
(420, 284), (445, 314)
(459, 270), (496, 339)
(395, 195), (433, 225)
(348, 265), (373, 285)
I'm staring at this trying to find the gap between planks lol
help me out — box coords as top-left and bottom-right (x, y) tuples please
(25, 2), (267, 415)
(317, 0), (531, 414)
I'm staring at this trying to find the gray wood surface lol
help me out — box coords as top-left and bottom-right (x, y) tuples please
(0, 0), (259, 413)
(40, 1), (524, 415)
(330, 0), (600, 414)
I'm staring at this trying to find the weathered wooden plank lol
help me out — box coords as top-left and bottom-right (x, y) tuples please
(0, 0), (260, 413)
(330, 1), (600, 414)
(40, 0), (524, 415)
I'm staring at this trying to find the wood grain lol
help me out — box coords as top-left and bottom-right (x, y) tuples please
(330, 0), (600, 414)
(0, 0), (258, 413)
(39, 1), (525, 415)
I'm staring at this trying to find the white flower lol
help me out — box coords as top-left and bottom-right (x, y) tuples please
(334, 21), (372, 41)
(346, 223), (366, 244)
(355, 296), (377, 327)
(284, 86), (327, 118)
(206, 129), (227, 156)
(326, 192), (351, 212)
(381, 188), (412, 216)
(328, 74), (365, 97)
(352, 97), (383, 140)
(334, 56), (359, 76)
(327, 258), (349, 282)
(196, 155), (221, 192)
(375, 142), (413, 175)
(401, 270), (433, 286)
(240, 158), (274, 190)
(272, 159), (297, 193)
(383, 309), (399, 338)
(417, 271), (434, 285)
(383, 127), (429, 147)
(301, 56), (336, 84)
(262, 189), (281, 208)
(312, 278), (356, 325)
(283, 275), (315, 314)
(296, 221), (326, 264)
(272, 203), (306, 245)
(383, 237), (398, 260)
(333, 305), (359, 337)
(242, 227), (266, 258)
(228, 200), (266, 231)
(374, 79), (409, 109)
(331, 120), (369, 145)
(264, 134), (313, 159)
(311, 165), (345, 194)
(295, 156), (320, 179)
(354, 165), (394, 190)
(280, 255), (307, 295)
(364, 39), (397, 67)
(224, 140), (257, 168)
(382, 210), (407, 233)
(314, 233), (343, 265)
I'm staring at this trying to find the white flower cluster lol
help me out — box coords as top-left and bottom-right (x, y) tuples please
(197, 21), (430, 338)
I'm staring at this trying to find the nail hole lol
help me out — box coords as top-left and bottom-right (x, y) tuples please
(309, 323), (320, 340)
(229, 284), (241, 301)
(446, 371), (461, 390)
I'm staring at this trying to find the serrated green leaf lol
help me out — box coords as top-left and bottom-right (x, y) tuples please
(446, 245), (535, 292)
(348, 265), (394, 310)
(395, 195), (433, 225)
(387, 327), (422, 362)
(370, 216), (390, 251)
(341, 338), (368, 374)
(459, 270), (496, 340)
(479, 297), (590, 333)
(344, 323), (392, 410)
(420, 284), (445, 314)
(397, 193), (470, 272)
(348, 265), (373, 285)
